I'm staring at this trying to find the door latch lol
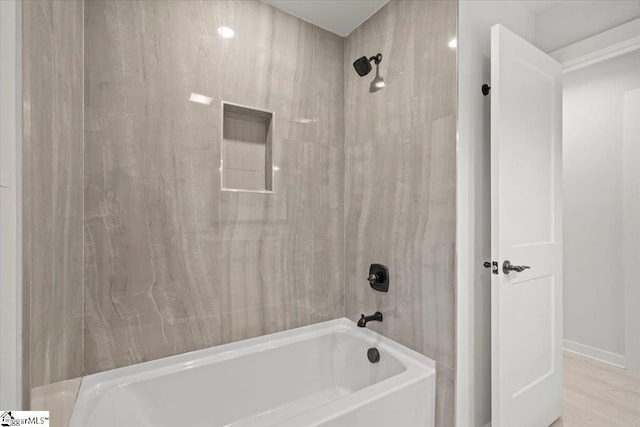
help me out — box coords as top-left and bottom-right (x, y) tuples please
(484, 261), (499, 275)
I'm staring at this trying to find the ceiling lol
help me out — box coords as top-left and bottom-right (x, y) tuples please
(262, 0), (390, 37)
(520, 0), (564, 13)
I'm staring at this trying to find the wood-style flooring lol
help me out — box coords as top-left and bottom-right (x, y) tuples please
(551, 351), (640, 427)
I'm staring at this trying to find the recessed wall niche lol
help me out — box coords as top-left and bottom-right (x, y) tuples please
(222, 102), (273, 193)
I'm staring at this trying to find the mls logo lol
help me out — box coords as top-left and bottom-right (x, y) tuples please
(1, 411), (14, 427)
(0, 410), (49, 426)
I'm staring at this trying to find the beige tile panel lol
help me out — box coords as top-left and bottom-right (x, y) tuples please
(23, 0), (84, 387)
(84, 0), (345, 373)
(31, 377), (82, 427)
(344, 1), (457, 426)
(436, 364), (456, 427)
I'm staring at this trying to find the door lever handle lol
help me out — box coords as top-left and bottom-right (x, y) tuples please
(502, 260), (530, 274)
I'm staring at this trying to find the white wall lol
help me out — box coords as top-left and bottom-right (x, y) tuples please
(457, 2), (536, 426)
(563, 49), (640, 364)
(623, 87), (640, 374)
(0, 0), (23, 410)
(536, 0), (640, 52)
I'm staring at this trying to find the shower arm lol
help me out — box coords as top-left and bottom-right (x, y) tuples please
(369, 54), (382, 65)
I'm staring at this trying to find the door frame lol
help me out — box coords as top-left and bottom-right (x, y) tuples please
(455, 16), (640, 427)
(0, 0), (24, 410)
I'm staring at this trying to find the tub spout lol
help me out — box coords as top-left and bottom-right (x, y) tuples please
(357, 312), (383, 327)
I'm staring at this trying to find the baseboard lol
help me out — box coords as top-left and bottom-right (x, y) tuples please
(563, 339), (626, 368)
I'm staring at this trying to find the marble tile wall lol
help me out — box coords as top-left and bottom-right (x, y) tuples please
(22, 0), (84, 388)
(344, 1), (458, 426)
(83, 0), (345, 374)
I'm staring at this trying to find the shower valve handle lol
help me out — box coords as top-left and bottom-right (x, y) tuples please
(368, 273), (380, 283)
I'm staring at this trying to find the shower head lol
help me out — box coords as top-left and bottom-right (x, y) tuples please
(353, 56), (373, 76)
(370, 72), (385, 93)
(353, 53), (382, 77)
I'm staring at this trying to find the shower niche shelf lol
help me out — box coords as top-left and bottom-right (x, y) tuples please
(222, 102), (273, 193)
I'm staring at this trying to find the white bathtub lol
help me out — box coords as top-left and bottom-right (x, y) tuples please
(70, 318), (436, 427)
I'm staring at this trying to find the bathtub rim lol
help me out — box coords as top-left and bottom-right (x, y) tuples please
(71, 318), (436, 426)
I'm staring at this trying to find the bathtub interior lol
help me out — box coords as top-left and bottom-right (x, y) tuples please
(76, 329), (408, 427)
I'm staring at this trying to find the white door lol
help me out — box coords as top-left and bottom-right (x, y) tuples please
(490, 24), (563, 427)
